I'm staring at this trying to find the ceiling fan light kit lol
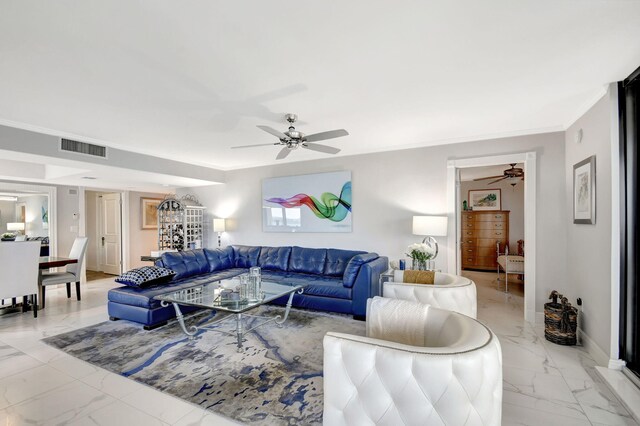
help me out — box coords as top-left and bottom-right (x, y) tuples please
(231, 113), (349, 160)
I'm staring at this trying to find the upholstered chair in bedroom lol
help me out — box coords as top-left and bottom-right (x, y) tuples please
(323, 297), (502, 426)
(383, 270), (477, 318)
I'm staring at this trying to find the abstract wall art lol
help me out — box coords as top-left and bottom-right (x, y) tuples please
(262, 171), (352, 232)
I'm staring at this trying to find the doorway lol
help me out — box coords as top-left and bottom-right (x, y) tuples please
(447, 152), (537, 323)
(458, 163), (526, 317)
(85, 190), (122, 280)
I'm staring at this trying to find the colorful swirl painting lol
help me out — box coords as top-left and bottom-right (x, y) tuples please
(262, 171), (352, 232)
(265, 181), (351, 222)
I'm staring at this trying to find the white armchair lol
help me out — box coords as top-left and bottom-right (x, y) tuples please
(0, 241), (41, 317)
(323, 297), (502, 426)
(384, 270), (477, 318)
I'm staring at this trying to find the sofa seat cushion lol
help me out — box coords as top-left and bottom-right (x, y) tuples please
(260, 271), (352, 300)
(258, 246), (291, 271)
(289, 246), (327, 275)
(108, 268), (246, 309)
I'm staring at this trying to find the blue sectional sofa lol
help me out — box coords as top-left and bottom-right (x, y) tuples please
(108, 245), (388, 329)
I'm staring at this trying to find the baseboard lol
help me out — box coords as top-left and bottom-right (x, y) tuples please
(608, 358), (627, 370)
(596, 366), (640, 423)
(578, 327), (609, 367)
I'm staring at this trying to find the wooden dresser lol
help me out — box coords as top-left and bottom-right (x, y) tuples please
(461, 210), (509, 271)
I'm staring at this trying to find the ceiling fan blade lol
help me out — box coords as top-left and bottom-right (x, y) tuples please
(302, 143), (341, 155)
(304, 129), (349, 143)
(276, 147), (291, 160)
(487, 177), (508, 185)
(231, 143), (278, 149)
(257, 125), (288, 140)
(473, 175), (505, 181)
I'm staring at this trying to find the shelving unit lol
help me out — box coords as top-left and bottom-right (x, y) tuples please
(157, 196), (205, 251)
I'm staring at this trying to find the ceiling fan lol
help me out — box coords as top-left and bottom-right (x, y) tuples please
(231, 113), (349, 160)
(473, 163), (524, 186)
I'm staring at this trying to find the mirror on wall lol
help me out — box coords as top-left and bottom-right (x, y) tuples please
(0, 190), (50, 254)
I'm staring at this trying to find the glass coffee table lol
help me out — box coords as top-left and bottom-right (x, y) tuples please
(154, 278), (304, 351)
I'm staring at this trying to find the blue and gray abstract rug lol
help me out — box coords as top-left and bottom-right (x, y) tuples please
(42, 306), (365, 425)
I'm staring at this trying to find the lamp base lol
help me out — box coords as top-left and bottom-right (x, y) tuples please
(421, 235), (439, 260)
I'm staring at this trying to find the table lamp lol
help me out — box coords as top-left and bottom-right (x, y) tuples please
(412, 216), (448, 259)
(213, 218), (226, 248)
(7, 222), (25, 235)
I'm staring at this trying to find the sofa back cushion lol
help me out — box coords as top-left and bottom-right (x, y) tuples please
(343, 253), (379, 287)
(204, 246), (234, 272)
(232, 245), (261, 268)
(160, 249), (209, 280)
(324, 248), (366, 277)
(258, 246), (292, 271)
(289, 246), (327, 275)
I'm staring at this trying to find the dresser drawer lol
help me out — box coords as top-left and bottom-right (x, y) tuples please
(474, 221), (506, 230)
(475, 212), (507, 222)
(461, 238), (476, 245)
(462, 221), (476, 230)
(461, 213), (476, 223)
(476, 238), (507, 248)
(475, 229), (507, 239)
(461, 255), (477, 266)
(475, 256), (498, 268)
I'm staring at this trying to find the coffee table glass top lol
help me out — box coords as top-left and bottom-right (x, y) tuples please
(154, 278), (303, 313)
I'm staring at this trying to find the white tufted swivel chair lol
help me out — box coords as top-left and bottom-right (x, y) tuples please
(323, 297), (502, 426)
(383, 270), (477, 318)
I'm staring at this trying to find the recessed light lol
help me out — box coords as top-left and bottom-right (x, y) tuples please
(81, 176), (97, 180)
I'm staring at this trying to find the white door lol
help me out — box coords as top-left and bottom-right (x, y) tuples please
(100, 193), (122, 275)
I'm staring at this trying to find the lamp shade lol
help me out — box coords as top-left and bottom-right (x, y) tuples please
(412, 216), (447, 236)
(213, 218), (226, 233)
(7, 222), (24, 231)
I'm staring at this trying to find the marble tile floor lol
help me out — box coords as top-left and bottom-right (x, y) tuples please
(0, 273), (635, 425)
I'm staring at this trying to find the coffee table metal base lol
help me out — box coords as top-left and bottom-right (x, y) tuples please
(161, 289), (302, 351)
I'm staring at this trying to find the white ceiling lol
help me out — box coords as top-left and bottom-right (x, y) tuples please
(0, 1), (639, 170)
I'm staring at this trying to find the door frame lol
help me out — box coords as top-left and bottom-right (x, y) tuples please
(446, 151), (537, 323)
(79, 187), (129, 274)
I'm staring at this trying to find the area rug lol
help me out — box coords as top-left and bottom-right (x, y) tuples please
(42, 306), (365, 425)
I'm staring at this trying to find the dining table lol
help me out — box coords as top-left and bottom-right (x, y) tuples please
(1, 256), (78, 316)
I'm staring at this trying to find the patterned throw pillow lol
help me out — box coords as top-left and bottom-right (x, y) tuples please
(115, 266), (176, 288)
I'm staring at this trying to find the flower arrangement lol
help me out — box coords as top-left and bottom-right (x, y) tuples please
(1, 232), (16, 241)
(406, 242), (436, 264)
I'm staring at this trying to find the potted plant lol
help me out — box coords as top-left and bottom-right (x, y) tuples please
(406, 242), (436, 270)
(1, 232), (16, 241)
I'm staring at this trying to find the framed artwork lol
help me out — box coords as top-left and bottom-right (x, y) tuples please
(141, 198), (162, 229)
(262, 171), (352, 232)
(573, 155), (596, 224)
(468, 189), (502, 211)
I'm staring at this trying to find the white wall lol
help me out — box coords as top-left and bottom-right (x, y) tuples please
(565, 94), (612, 357)
(56, 185), (81, 257)
(128, 191), (166, 269)
(460, 179), (524, 249)
(177, 131), (566, 313)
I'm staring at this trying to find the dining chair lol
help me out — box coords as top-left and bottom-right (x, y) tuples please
(0, 241), (41, 318)
(39, 237), (88, 308)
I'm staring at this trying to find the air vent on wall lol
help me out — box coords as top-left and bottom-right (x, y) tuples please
(60, 138), (107, 158)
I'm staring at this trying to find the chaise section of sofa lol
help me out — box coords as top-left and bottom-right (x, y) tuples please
(107, 245), (388, 329)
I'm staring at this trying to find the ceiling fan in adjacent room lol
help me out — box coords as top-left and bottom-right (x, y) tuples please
(473, 163), (524, 187)
(231, 113), (349, 160)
